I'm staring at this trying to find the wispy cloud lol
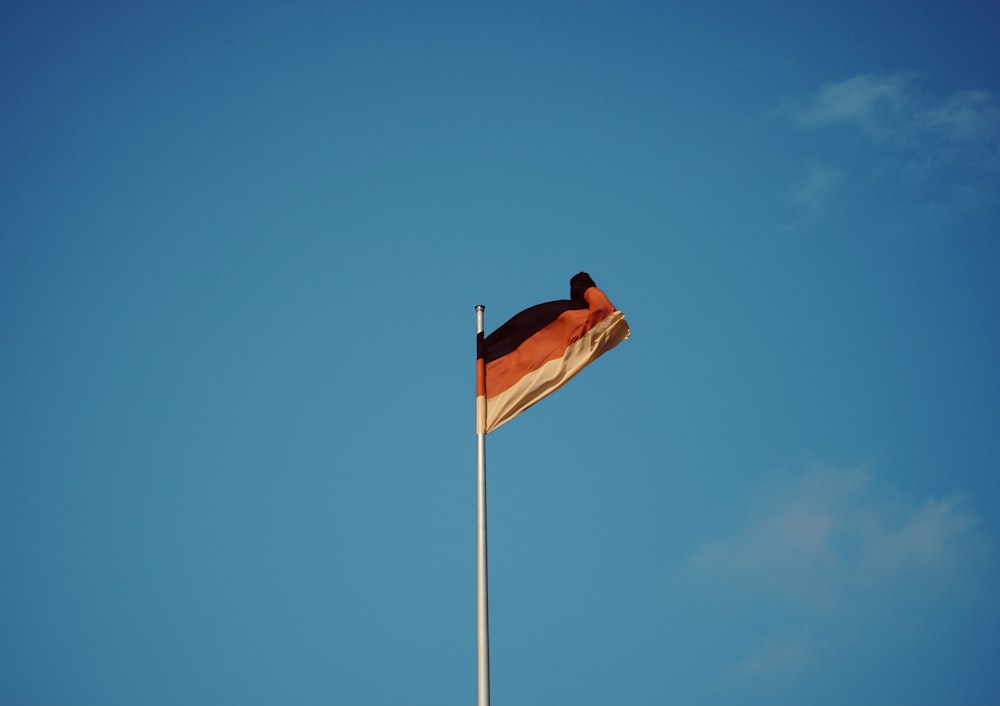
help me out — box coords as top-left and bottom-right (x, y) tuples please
(790, 73), (915, 144)
(686, 467), (994, 682)
(788, 72), (1000, 150)
(920, 89), (1000, 144)
(781, 73), (1000, 225)
(787, 163), (845, 224)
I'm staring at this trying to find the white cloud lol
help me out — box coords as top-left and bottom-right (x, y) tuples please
(782, 73), (1000, 224)
(919, 89), (1000, 143)
(732, 632), (812, 677)
(864, 494), (982, 575)
(790, 72), (1000, 153)
(788, 163), (845, 218)
(791, 73), (914, 143)
(692, 467), (987, 595)
(686, 468), (994, 681)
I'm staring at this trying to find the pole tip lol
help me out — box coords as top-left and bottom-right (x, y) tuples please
(475, 304), (485, 312)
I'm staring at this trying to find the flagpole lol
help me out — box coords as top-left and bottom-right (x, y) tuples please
(475, 304), (490, 706)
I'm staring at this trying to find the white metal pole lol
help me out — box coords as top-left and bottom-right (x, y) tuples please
(475, 304), (490, 706)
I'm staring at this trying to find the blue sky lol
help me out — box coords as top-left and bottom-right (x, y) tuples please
(2, 1), (999, 704)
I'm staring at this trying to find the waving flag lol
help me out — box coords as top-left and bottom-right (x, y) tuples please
(476, 273), (630, 434)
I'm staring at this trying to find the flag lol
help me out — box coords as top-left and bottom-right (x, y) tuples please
(476, 272), (630, 434)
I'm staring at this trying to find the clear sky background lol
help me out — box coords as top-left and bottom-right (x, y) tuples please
(2, 1), (999, 704)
